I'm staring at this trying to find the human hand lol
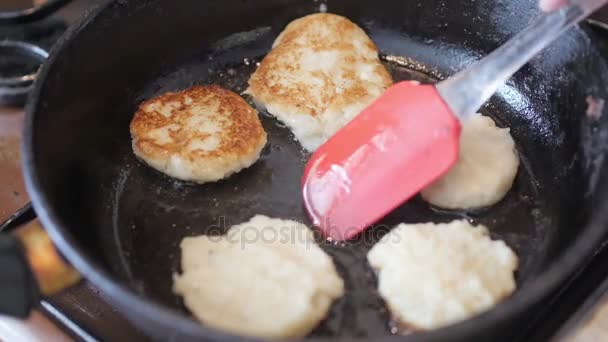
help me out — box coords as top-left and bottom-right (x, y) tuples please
(539, 0), (568, 11)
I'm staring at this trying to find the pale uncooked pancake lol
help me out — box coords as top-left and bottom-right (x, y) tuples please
(421, 113), (519, 209)
(130, 85), (267, 183)
(173, 215), (344, 339)
(246, 13), (393, 151)
(367, 220), (518, 330)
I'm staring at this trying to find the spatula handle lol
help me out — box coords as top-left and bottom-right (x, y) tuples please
(436, 0), (608, 120)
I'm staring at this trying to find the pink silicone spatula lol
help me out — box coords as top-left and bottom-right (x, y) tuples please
(302, 0), (607, 241)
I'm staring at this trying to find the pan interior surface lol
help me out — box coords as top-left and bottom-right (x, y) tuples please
(26, 0), (608, 340)
(103, 43), (554, 338)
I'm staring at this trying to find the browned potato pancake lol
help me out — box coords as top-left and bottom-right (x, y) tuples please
(130, 85), (267, 183)
(246, 13), (392, 151)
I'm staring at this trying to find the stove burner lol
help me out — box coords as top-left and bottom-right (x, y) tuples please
(0, 41), (48, 106)
(0, 0), (69, 106)
(0, 0), (72, 25)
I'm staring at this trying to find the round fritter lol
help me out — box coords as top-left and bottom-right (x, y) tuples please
(421, 113), (519, 209)
(173, 215), (344, 339)
(367, 220), (518, 330)
(246, 13), (393, 151)
(130, 85), (267, 183)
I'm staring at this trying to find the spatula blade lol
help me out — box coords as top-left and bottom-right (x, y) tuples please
(302, 81), (461, 241)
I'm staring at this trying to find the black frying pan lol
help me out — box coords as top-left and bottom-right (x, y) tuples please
(14, 0), (608, 340)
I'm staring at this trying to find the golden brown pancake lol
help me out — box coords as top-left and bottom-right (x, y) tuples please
(130, 85), (267, 183)
(246, 13), (392, 151)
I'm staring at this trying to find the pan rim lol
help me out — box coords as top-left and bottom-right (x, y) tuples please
(22, 0), (608, 340)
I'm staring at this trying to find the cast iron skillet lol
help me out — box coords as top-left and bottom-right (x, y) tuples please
(22, 0), (608, 340)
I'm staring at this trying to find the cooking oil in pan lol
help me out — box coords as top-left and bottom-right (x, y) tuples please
(381, 54), (444, 82)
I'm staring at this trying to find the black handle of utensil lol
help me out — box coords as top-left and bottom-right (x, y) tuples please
(0, 203), (81, 317)
(0, 204), (39, 317)
(0, 0), (73, 25)
(0, 233), (40, 317)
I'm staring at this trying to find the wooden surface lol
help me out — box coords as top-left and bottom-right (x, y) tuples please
(0, 107), (28, 224)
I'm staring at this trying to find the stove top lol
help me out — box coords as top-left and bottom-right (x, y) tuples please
(1, 1), (608, 341)
(0, 1), (147, 340)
